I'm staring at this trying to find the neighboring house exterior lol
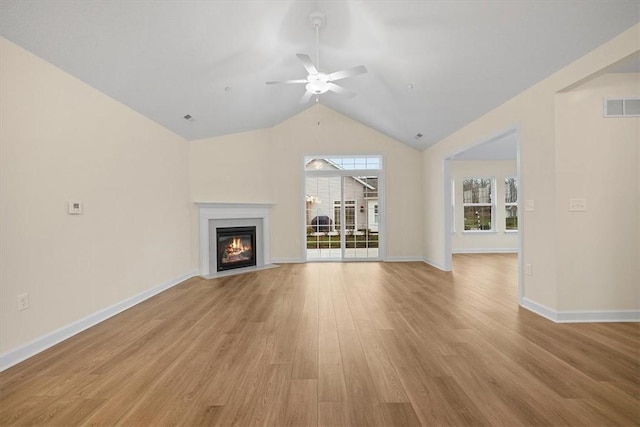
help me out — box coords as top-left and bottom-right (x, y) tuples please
(305, 158), (379, 232)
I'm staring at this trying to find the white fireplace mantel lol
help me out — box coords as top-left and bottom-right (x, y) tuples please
(196, 202), (274, 277)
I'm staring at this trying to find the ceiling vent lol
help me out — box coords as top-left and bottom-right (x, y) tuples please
(604, 98), (640, 117)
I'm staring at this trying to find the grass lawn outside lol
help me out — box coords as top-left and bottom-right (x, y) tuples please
(307, 232), (379, 249)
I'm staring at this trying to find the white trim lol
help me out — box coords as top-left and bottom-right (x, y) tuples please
(384, 256), (424, 262)
(452, 248), (518, 254)
(0, 270), (198, 372)
(515, 125), (524, 305)
(377, 170), (386, 260)
(521, 297), (640, 323)
(272, 257), (305, 264)
(521, 297), (558, 322)
(422, 256), (449, 271)
(301, 155), (308, 261)
(442, 160), (452, 271)
(556, 310), (640, 323)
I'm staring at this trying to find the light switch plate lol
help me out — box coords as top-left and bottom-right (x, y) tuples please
(525, 200), (535, 212)
(68, 201), (83, 215)
(568, 198), (587, 212)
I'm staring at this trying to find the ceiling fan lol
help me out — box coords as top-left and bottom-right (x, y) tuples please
(266, 11), (368, 104)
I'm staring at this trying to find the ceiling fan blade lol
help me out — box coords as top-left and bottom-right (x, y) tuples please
(327, 83), (356, 98)
(327, 65), (368, 82)
(265, 79), (308, 85)
(296, 53), (318, 75)
(299, 90), (314, 104)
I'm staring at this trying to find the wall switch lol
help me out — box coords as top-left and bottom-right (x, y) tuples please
(525, 264), (532, 276)
(525, 200), (535, 212)
(68, 201), (83, 215)
(568, 198), (587, 212)
(17, 293), (29, 311)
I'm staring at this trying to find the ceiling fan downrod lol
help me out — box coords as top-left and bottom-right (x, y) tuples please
(309, 11), (325, 70)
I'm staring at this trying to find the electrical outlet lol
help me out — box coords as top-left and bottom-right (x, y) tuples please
(525, 264), (532, 276)
(17, 293), (29, 311)
(568, 198), (587, 212)
(68, 201), (83, 215)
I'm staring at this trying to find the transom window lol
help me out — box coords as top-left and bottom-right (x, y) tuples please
(463, 177), (494, 231)
(305, 156), (382, 171)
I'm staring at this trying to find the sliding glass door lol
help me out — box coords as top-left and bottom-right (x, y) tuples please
(304, 156), (382, 261)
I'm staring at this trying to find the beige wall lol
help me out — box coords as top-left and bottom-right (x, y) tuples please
(2, 23), (637, 361)
(556, 73), (639, 311)
(422, 23), (639, 312)
(0, 38), (193, 354)
(190, 105), (423, 261)
(451, 160), (518, 253)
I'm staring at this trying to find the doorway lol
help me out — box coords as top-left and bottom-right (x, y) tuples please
(443, 128), (523, 303)
(304, 156), (383, 261)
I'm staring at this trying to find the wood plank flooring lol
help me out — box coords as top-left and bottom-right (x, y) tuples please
(0, 254), (638, 426)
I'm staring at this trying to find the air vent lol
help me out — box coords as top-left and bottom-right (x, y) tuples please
(604, 98), (640, 117)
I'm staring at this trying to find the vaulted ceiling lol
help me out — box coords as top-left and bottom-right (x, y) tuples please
(1, 1), (638, 150)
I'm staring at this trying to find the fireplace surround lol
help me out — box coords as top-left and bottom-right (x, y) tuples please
(196, 202), (274, 277)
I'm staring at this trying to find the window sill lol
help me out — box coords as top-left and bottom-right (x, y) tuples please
(462, 230), (497, 234)
(504, 230), (519, 234)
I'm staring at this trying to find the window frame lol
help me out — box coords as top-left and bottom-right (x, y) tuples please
(334, 200), (357, 230)
(451, 179), (456, 233)
(462, 176), (495, 233)
(504, 176), (518, 232)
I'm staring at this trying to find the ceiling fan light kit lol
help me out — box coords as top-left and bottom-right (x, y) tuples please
(266, 11), (367, 104)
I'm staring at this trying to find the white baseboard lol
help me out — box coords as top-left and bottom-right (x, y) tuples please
(384, 256), (424, 262)
(0, 269), (199, 372)
(452, 248), (518, 254)
(271, 258), (305, 264)
(422, 256), (448, 271)
(521, 297), (640, 323)
(521, 298), (558, 322)
(555, 309), (640, 323)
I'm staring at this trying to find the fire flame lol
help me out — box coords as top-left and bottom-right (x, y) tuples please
(230, 238), (247, 251)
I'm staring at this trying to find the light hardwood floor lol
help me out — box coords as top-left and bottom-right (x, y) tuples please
(0, 254), (638, 426)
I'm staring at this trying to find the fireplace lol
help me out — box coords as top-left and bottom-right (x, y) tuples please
(216, 226), (257, 272)
(197, 202), (273, 277)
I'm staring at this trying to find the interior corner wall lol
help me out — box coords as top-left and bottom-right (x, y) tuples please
(422, 23), (639, 312)
(0, 38), (193, 355)
(451, 160), (518, 253)
(189, 105), (423, 261)
(555, 73), (639, 311)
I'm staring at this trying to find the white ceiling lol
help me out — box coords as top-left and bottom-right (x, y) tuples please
(450, 133), (517, 161)
(610, 51), (640, 73)
(1, 1), (638, 150)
